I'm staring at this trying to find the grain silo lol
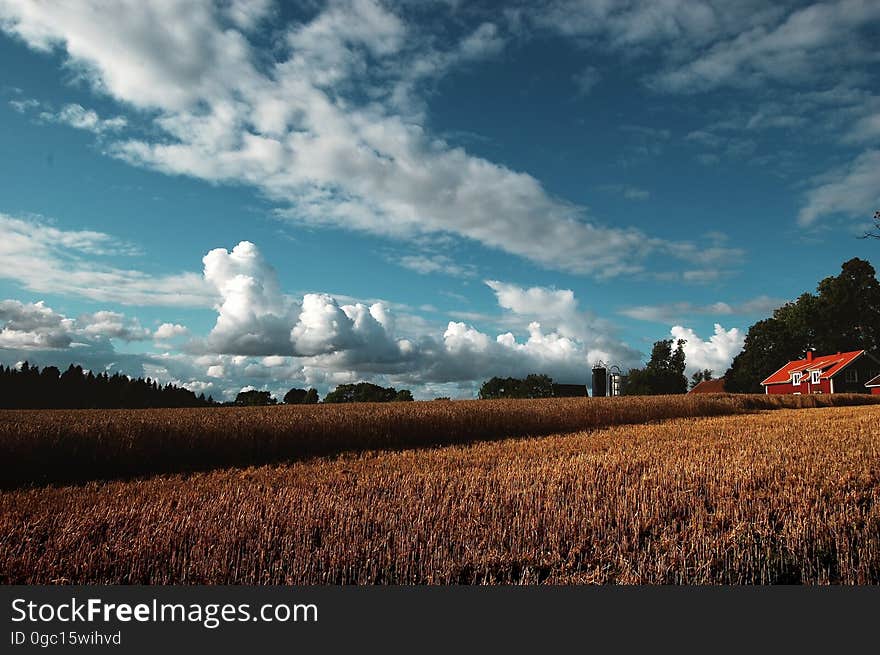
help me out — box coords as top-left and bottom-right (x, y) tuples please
(591, 362), (607, 397)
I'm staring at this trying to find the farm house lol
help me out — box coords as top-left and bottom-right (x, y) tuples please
(761, 350), (880, 395)
(866, 374), (880, 395)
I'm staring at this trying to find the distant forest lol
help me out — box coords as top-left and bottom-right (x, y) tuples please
(0, 362), (215, 409)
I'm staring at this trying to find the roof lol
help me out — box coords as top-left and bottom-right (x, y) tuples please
(866, 374), (880, 388)
(761, 350), (864, 386)
(688, 378), (726, 394)
(552, 383), (587, 397)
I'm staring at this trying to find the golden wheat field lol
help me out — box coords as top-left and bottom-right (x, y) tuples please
(1, 393), (876, 488)
(2, 399), (879, 584)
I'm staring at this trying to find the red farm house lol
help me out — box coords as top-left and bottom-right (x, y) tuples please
(867, 374), (880, 395)
(761, 350), (880, 395)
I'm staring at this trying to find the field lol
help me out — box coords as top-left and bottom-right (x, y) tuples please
(2, 395), (879, 584)
(1, 392), (877, 488)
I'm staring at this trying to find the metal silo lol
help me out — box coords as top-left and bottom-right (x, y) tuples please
(591, 363), (607, 397)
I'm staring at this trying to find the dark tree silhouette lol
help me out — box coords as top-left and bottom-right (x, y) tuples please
(478, 374), (555, 399)
(234, 390), (277, 406)
(324, 382), (413, 403)
(860, 210), (879, 239)
(283, 387), (320, 404)
(625, 339), (688, 395)
(0, 362), (216, 409)
(689, 369), (714, 389)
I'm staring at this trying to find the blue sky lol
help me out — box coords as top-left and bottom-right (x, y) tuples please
(0, 0), (878, 400)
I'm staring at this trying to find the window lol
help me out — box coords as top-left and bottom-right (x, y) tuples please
(845, 369), (859, 383)
(810, 370), (821, 384)
(791, 371), (802, 385)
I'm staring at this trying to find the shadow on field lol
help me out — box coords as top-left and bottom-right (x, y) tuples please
(2, 393), (878, 490)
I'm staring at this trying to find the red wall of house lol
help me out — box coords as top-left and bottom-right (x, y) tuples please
(872, 387), (880, 395)
(765, 379), (833, 395)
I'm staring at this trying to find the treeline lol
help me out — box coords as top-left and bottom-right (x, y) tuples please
(0, 362), (215, 409)
(234, 382), (414, 405)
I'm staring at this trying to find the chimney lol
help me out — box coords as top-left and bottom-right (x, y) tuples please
(806, 350), (813, 362)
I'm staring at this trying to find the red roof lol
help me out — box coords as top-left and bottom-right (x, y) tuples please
(688, 378), (726, 394)
(761, 350), (864, 386)
(867, 374), (880, 388)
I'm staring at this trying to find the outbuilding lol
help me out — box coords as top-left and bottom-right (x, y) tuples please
(866, 374), (880, 395)
(688, 378), (726, 394)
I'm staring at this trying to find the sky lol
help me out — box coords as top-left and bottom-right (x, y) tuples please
(0, 0), (878, 401)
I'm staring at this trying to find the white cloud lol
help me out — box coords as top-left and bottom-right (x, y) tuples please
(0, 213), (215, 307)
(41, 103), (127, 133)
(650, 1), (880, 93)
(186, 241), (641, 388)
(154, 323), (189, 340)
(670, 323), (745, 376)
(798, 150), (880, 226)
(0, 0), (738, 279)
(0, 300), (173, 350)
(0, 300), (75, 349)
(77, 310), (151, 341)
(620, 295), (784, 323)
(396, 254), (477, 278)
(201, 240), (297, 355)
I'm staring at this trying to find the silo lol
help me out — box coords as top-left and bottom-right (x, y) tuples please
(609, 366), (625, 396)
(591, 364), (607, 397)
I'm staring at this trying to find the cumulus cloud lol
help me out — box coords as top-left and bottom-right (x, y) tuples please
(201, 241), (296, 355)
(0, 240), (647, 398)
(154, 323), (189, 340)
(0, 0), (738, 278)
(77, 311), (151, 341)
(670, 323), (745, 376)
(0, 300), (75, 349)
(0, 300), (169, 350)
(178, 241), (639, 389)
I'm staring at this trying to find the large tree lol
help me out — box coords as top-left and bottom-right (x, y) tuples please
(725, 258), (880, 392)
(625, 339), (688, 395)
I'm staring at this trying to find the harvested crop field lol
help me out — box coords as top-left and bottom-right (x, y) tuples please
(2, 403), (879, 584)
(1, 393), (877, 488)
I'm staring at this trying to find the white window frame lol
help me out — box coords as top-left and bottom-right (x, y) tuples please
(810, 370), (821, 384)
(791, 371), (802, 385)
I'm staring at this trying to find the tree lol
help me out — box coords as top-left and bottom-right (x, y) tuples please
(0, 361), (216, 409)
(520, 373), (554, 398)
(689, 369), (714, 389)
(861, 210), (879, 240)
(478, 374), (555, 399)
(304, 388), (319, 404)
(394, 389), (414, 402)
(624, 339), (688, 395)
(725, 258), (880, 392)
(323, 382), (412, 403)
(283, 388), (308, 404)
(235, 389), (276, 406)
